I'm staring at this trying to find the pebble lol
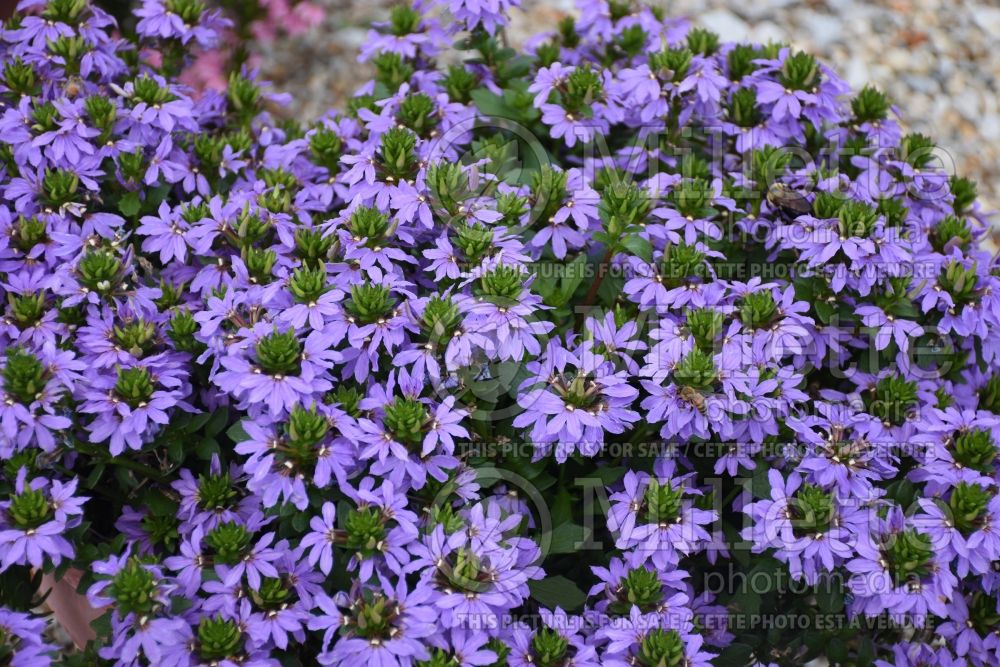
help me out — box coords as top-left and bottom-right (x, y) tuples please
(258, 0), (1000, 221)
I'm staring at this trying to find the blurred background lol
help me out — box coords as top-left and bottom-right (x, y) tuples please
(4, 0), (997, 221)
(255, 0), (1000, 224)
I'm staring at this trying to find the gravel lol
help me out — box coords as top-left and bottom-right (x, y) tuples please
(258, 0), (1000, 232)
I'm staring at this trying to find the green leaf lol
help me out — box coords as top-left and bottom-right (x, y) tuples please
(226, 419), (250, 443)
(118, 191), (141, 218)
(528, 575), (587, 611)
(713, 643), (754, 667)
(202, 407), (230, 437)
(471, 88), (519, 120)
(621, 234), (653, 262)
(548, 522), (592, 554)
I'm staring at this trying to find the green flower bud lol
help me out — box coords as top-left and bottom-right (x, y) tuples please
(427, 162), (467, 217)
(373, 52), (415, 91)
(865, 376), (918, 426)
(673, 348), (716, 391)
(939, 259), (979, 305)
(388, 4), (420, 35)
(109, 558), (158, 617)
(31, 102), (58, 132)
(475, 265), (525, 303)
(882, 529), (934, 586)
(140, 514), (178, 549)
(197, 472), (238, 512)
(749, 146), (793, 191)
(727, 87), (761, 128)
(77, 248), (123, 293)
(206, 521), (252, 565)
(13, 216), (47, 253)
(328, 384), (363, 417)
(260, 168), (298, 193)
(727, 44), (764, 81)
(967, 593), (1000, 636)
(562, 66), (603, 115)
(130, 75), (176, 106)
(740, 291), (778, 330)
(643, 478), (683, 525)
(294, 226), (335, 267)
(156, 279), (186, 310)
(227, 73), (261, 125)
(416, 649), (455, 667)
(428, 503), (465, 535)
(197, 616), (243, 661)
(421, 295), (461, 341)
(531, 165), (568, 223)
(398, 93), (439, 137)
(599, 180), (650, 235)
(530, 628), (569, 667)
(348, 589), (398, 640)
(349, 206), (393, 244)
(258, 186), (291, 215)
(384, 397), (429, 448)
(454, 222), (494, 264)
(114, 366), (155, 408)
(288, 404), (330, 448)
(979, 376), (1000, 414)
(242, 247), (277, 284)
(659, 243), (707, 287)
(949, 482), (990, 536)
(876, 196), (908, 228)
(118, 148), (147, 183)
(649, 47), (691, 82)
(167, 308), (201, 353)
(114, 319), (156, 358)
(9, 486), (52, 528)
(3, 450), (38, 479)
(378, 127), (418, 181)
(345, 507), (387, 556)
(932, 215), (972, 253)
(779, 51), (820, 91)
(194, 134), (227, 170)
(443, 65), (477, 104)
(950, 176), (978, 215)
(615, 25), (647, 59)
(934, 386), (954, 410)
(42, 0), (88, 23)
(9, 292), (46, 328)
(347, 94), (379, 119)
(346, 283), (395, 324)
(637, 628), (685, 667)
(289, 266), (329, 304)
(163, 0), (205, 22)
(609, 567), (663, 615)
(899, 133), (936, 170)
(3, 348), (48, 404)
(3, 57), (36, 96)
(788, 483), (835, 536)
(496, 191), (529, 226)
(471, 134), (520, 178)
(485, 639), (511, 667)
(686, 308), (724, 351)
(837, 200), (879, 238)
(686, 27), (719, 56)
(309, 126), (343, 172)
(47, 35), (88, 75)
(851, 85), (891, 124)
(42, 167), (79, 207)
(255, 330), (302, 376)
(252, 576), (291, 609)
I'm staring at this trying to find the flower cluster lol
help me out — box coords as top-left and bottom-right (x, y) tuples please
(1, 0), (999, 665)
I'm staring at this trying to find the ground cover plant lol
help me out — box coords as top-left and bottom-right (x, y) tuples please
(1, 0), (999, 665)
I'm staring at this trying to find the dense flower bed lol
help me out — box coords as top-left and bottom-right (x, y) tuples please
(1, 0), (999, 665)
